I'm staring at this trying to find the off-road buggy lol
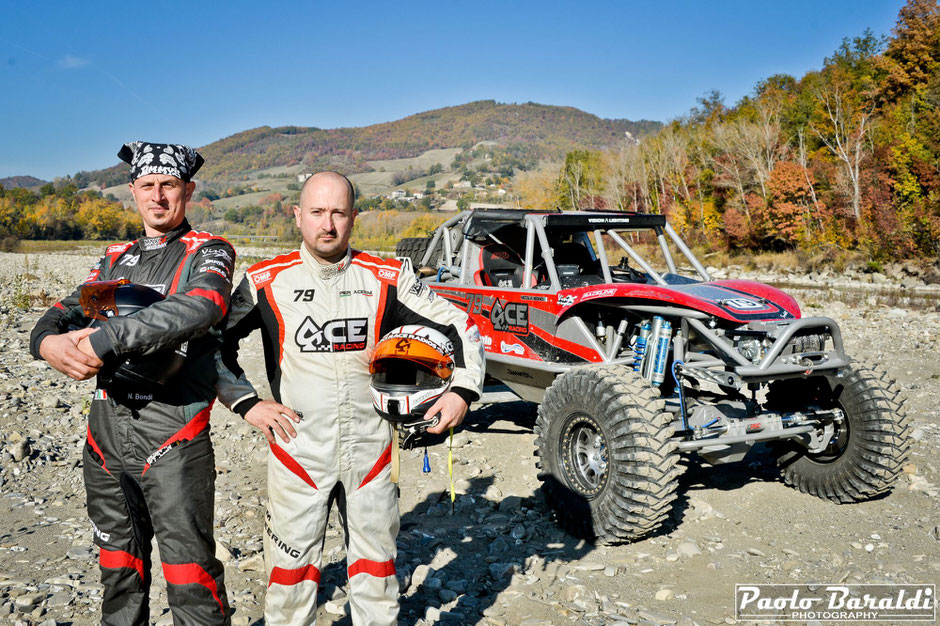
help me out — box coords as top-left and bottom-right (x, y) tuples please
(396, 209), (911, 544)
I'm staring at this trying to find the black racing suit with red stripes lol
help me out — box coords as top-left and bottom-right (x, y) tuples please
(29, 219), (234, 625)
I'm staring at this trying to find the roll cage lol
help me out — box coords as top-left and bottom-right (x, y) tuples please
(418, 209), (713, 290)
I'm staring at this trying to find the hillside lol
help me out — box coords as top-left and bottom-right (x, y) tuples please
(0, 175), (48, 190)
(72, 101), (660, 187)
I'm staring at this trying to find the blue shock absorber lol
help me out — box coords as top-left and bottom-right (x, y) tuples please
(634, 320), (651, 372)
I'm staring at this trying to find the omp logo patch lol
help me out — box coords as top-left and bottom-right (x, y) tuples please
(295, 317), (368, 352)
(251, 271), (271, 285)
(378, 268), (398, 280)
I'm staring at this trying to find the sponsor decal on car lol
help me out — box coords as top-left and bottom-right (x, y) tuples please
(558, 294), (577, 307)
(500, 341), (525, 355)
(720, 298), (764, 310)
(581, 288), (618, 300)
(468, 294), (486, 316)
(490, 300), (529, 335)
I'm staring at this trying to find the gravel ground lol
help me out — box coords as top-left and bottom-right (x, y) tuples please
(0, 249), (937, 626)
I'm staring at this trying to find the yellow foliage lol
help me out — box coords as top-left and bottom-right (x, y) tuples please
(514, 167), (558, 209)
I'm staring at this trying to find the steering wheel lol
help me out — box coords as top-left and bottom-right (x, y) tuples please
(610, 257), (647, 283)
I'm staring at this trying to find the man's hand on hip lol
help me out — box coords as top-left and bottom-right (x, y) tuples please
(244, 400), (302, 445)
(424, 391), (469, 434)
(39, 328), (103, 381)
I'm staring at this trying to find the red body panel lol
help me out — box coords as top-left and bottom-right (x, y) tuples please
(432, 276), (800, 365)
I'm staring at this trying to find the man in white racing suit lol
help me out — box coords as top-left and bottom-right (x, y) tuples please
(216, 171), (484, 624)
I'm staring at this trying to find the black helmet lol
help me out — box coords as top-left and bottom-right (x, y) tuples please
(63, 280), (187, 387)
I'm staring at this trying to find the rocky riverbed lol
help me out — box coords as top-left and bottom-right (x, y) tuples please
(0, 249), (938, 625)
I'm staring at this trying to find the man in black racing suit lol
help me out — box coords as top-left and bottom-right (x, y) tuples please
(29, 141), (233, 625)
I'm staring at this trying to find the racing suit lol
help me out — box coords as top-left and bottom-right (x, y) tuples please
(216, 246), (485, 625)
(29, 219), (234, 625)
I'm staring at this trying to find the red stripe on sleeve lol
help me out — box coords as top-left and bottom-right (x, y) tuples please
(187, 288), (226, 315)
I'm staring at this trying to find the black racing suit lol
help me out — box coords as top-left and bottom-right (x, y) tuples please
(29, 219), (234, 625)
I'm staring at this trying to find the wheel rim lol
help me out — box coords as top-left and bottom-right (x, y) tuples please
(561, 413), (608, 497)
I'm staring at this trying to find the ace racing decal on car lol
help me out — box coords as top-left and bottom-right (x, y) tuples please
(294, 317), (368, 352)
(490, 300), (529, 335)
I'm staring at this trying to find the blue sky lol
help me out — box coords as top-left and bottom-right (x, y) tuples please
(1, 0), (907, 181)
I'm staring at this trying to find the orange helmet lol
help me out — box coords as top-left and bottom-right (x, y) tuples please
(370, 325), (454, 423)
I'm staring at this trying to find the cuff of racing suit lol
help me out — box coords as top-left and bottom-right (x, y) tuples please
(31, 330), (56, 360)
(451, 386), (479, 405)
(233, 396), (262, 418)
(88, 326), (116, 361)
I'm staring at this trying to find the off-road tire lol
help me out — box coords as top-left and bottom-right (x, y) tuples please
(396, 237), (433, 268)
(767, 361), (910, 503)
(534, 364), (681, 543)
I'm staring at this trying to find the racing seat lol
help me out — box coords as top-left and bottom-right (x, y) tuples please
(475, 243), (537, 288)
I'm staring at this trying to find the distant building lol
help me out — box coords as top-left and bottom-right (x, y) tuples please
(453, 181), (472, 189)
(390, 189), (406, 200)
(297, 172), (312, 183)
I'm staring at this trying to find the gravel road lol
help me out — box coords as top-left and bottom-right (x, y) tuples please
(0, 250), (937, 625)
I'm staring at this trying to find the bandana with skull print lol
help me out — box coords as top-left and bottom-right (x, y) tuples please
(118, 141), (205, 182)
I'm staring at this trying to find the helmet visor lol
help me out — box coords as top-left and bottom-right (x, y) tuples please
(369, 336), (454, 380)
(80, 279), (130, 320)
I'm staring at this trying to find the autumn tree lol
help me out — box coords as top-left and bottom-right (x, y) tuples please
(556, 150), (605, 210)
(880, 0), (940, 101)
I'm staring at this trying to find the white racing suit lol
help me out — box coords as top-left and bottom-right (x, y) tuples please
(216, 246), (484, 625)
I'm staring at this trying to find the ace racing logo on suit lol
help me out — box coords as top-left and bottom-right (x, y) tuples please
(295, 317), (368, 352)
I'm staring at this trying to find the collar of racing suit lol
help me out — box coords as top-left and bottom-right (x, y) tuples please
(300, 244), (352, 280)
(137, 218), (192, 251)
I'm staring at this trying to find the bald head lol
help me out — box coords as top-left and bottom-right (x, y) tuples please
(300, 171), (355, 208)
